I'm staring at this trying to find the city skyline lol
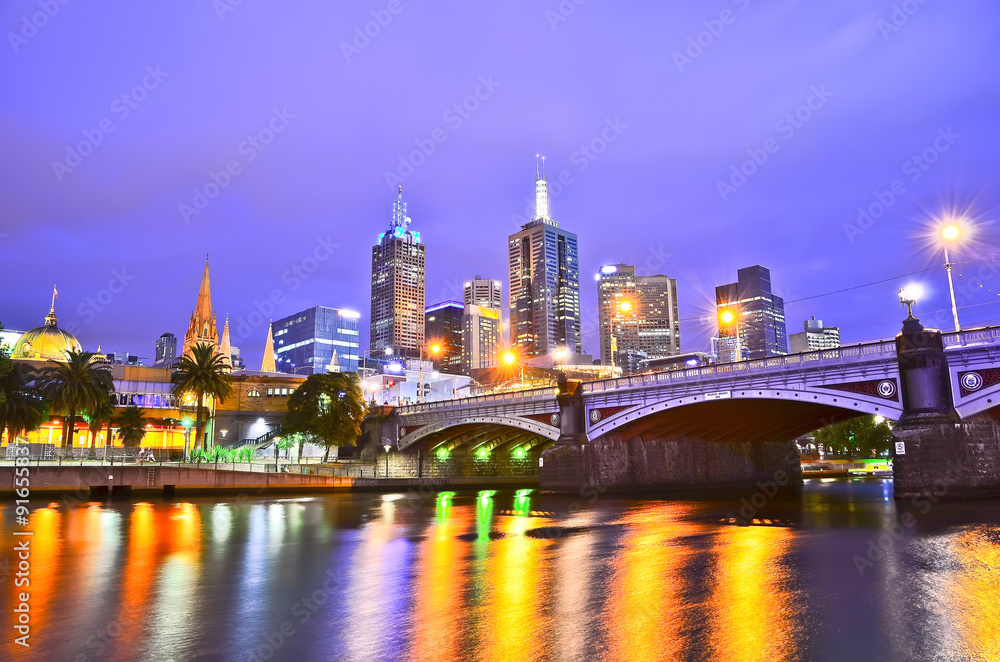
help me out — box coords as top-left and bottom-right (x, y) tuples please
(3, 2), (1000, 368)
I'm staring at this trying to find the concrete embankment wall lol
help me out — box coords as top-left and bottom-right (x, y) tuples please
(1, 466), (353, 497)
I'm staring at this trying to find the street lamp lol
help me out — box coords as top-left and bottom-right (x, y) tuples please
(898, 285), (921, 320)
(940, 222), (962, 332)
(383, 443), (391, 478)
(181, 418), (193, 462)
(503, 351), (524, 388)
(719, 308), (742, 362)
(553, 347), (569, 371)
(418, 343), (442, 403)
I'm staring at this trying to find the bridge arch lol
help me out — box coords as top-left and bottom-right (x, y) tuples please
(585, 386), (904, 443)
(397, 414), (560, 451)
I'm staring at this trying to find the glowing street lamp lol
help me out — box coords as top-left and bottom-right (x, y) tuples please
(610, 298), (635, 373)
(898, 285), (921, 320)
(418, 343), (443, 403)
(553, 347), (569, 371)
(718, 308), (742, 362)
(383, 443), (392, 477)
(503, 350), (524, 386)
(940, 222), (962, 331)
(181, 418), (193, 462)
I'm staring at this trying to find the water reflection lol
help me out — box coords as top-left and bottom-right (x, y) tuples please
(3, 483), (999, 661)
(709, 525), (800, 662)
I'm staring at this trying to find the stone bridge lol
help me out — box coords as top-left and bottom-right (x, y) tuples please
(365, 320), (1000, 498)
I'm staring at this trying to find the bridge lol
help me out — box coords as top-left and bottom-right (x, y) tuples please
(362, 319), (1000, 498)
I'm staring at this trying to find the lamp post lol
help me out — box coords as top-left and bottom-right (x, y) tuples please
(719, 308), (742, 362)
(383, 443), (391, 478)
(181, 418), (193, 462)
(941, 223), (962, 332)
(274, 436), (282, 472)
(503, 351), (523, 388)
(418, 343), (442, 403)
(898, 285), (921, 320)
(553, 347), (569, 372)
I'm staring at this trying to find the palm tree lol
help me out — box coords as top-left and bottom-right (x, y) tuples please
(0, 362), (47, 444)
(171, 343), (233, 453)
(87, 395), (115, 455)
(115, 405), (147, 447)
(36, 351), (115, 458)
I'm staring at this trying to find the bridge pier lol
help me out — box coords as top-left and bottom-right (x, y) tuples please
(891, 313), (1000, 499)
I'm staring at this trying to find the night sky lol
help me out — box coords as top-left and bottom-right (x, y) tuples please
(3, 1), (999, 367)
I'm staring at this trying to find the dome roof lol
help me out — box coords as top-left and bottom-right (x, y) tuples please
(11, 291), (83, 362)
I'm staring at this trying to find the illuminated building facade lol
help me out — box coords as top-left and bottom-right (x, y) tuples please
(789, 316), (841, 353)
(424, 301), (464, 374)
(463, 304), (500, 371)
(508, 157), (580, 358)
(370, 186), (426, 359)
(272, 306), (361, 375)
(597, 264), (681, 371)
(464, 275), (502, 310)
(715, 265), (788, 360)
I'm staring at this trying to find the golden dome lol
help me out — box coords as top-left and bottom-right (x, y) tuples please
(11, 291), (83, 362)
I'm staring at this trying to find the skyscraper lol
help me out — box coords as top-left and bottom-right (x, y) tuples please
(370, 186), (426, 359)
(597, 264), (681, 371)
(424, 301), (464, 373)
(183, 256), (219, 356)
(715, 265), (788, 360)
(464, 275), (502, 310)
(154, 333), (177, 366)
(508, 157), (580, 357)
(272, 306), (361, 375)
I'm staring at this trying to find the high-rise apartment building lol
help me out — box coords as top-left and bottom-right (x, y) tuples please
(154, 332), (177, 366)
(370, 186), (426, 359)
(789, 317), (841, 353)
(508, 157), (580, 357)
(715, 265), (788, 361)
(597, 264), (681, 372)
(272, 306), (361, 375)
(424, 301), (464, 374)
(464, 275), (502, 310)
(463, 304), (500, 372)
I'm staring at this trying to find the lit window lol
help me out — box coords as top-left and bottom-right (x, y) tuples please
(247, 388), (261, 398)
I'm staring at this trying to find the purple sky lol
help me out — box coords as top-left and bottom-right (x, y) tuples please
(3, 1), (999, 367)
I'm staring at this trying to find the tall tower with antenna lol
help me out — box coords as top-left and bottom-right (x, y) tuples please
(507, 156), (581, 359)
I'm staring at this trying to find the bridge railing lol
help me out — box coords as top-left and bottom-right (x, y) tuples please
(583, 339), (898, 393)
(943, 326), (1000, 348)
(396, 386), (559, 415)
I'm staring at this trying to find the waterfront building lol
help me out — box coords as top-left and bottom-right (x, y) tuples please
(715, 265), (788, 360)
(370, 186), (426, 359)
(11, 287), (82, 361)
(272, 306), (361, 375)
(789, 316), (842, 353)
(597, 264), (681, 372)
(508, 157), (580, 358)
(425, 301), (464, 374)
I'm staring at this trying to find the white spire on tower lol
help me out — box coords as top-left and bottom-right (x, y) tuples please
(534, 154), (550, 222)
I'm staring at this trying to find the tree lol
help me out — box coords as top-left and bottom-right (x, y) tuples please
(87, 395), (115, 452)
(813, 415), (894, 460)
(0, 361), (47, 443)
(283, 372), (365, 462)
(0, 321), (12, 409)
(36, 351), (115, 458)
(115, 406), (147, 447)
(171, 343), (233, 452)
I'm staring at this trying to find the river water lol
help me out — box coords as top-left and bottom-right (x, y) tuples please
(2, 479), (998, 661)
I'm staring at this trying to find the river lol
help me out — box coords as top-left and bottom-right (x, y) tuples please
(2, 478), (998, 661)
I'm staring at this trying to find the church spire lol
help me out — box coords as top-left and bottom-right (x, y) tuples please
(534, 154), (550, 222)
(219, 315), (232, 369)
(183, 256), (219, 356)
(260, 322), (276, 373)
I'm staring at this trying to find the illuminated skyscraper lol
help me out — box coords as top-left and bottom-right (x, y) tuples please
(424, 301), (464, 374)
(273, 306), (362, 375)
(154, 333), (177, 366)
(715, 265), (788, 360)
(597, 264), (681, 371)
(370, 186), (426, 359)
(464, 275), (502, 310)
(508, 157), (580, 357)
